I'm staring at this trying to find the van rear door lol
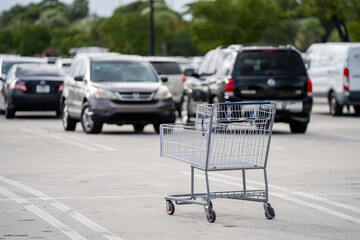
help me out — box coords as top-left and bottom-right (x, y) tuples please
(348, 47), (360, 92)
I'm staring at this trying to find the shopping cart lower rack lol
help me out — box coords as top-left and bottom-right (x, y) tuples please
(160, 101), (276, 223)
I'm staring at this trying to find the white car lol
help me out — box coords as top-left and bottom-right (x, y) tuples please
(305, 42), (360, 115)
(145, 57), (183, 113)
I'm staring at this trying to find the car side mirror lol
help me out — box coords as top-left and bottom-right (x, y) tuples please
(161, 76), (168, 82)
(74, 76), (84, 81)
(0, 77), (4, 82)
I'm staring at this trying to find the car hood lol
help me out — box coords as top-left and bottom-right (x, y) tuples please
(91, 82), (161, 93)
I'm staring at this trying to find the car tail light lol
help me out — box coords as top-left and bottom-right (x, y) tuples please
(182, 75), (187, 83)
(343, 68), (350, 91)
(58, 83), (64, 92)
(225, 78), (234, 97)
(307, 78), (312, 94)
(10, 81), (27, 92)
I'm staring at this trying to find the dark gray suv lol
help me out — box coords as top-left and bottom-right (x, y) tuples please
(61, 54), (176, 134)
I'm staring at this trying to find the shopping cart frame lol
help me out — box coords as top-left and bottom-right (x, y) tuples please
(161, 102), (276, 223)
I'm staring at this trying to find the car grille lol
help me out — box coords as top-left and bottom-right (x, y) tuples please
(116, 92), (154, 101)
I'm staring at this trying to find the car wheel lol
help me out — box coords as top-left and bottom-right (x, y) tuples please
(290, 121), (308, 134)
(181, 95), (191, 123)
(62, 102), (77, 131)
(354, 105), (360, 115)
(5, 101), (15, 119)
(81, 102), (103, 134)
(133, 124), (145, 132)
(329, 92), (342, 116)
(212, 96), (220, 104)
(153, 123), (160, 134)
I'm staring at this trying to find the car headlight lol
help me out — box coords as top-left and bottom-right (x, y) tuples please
(90, 86), (117, 100)
(154, 85), (172, 99)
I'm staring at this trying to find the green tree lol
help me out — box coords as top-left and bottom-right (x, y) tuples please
(36, 9), (69, 28)
(0, 30), (15, 53)
(64, 0), (89, 23)
(12, 24), (51, 56)
(300, 0), (360, 42)
(295, 17), (325, 51)
(188, 0), (285, 52)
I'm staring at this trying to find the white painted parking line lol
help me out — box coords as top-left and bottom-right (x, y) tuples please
(0, 186), (86, 240)
(0, 176), (123, 240)
(21, 128), (116, 151)
(181, 172), (360, 224)
(321, 132), (360, 141)
(211, 172), (360, 214)
(0, 194), (162, 201)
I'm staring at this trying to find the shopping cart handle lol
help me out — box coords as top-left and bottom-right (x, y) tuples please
(218, 101), (272, 106)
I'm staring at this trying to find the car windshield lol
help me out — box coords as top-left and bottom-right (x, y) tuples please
(150, 62), (182, 75)
(2, 61), (43, 74)
(234, 51), (307, 76)
(91, 61), (158, 82)
(15, 67), (65, 77)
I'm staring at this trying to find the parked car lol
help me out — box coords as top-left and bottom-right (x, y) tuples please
(0, 64), (65, 118)
(0, 56), (46, 80)
(305, 42), (360, 115)
(55, 58), (73, 73)
(61, 54), (176, 134)
(144, 57), (183, 115)
(182, 45), (313, 133)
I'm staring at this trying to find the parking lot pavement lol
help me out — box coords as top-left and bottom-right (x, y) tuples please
(0, 104), (359, 239)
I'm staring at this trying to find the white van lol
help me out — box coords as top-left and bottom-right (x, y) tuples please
(305, 43), (360, 115)
(144, 57), (183, 114)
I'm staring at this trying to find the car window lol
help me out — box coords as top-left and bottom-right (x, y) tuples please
(91, 61), (158, 83)
(197, 51), (215, 75)
(15, 67), (65, 77)
(150, 62), (181, 75)
(234, 51), (307, 76)
(73, 60), (85, 77)
(217, 52), (236, 75)
(2, 61), (42, 75)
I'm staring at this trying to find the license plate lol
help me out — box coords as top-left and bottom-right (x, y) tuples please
(36, 85), (50, 93)
(275, 101), (303, 112)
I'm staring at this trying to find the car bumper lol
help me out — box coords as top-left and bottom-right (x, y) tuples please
(89, 98), (176, 125)
(8, 93), (61, 111)
(226, 96), (313, 123)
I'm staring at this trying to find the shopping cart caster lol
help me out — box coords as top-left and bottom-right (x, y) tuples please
(166, 200), (175, 215)
(264, 203), (275, 220)
(206, 209), (216, 223)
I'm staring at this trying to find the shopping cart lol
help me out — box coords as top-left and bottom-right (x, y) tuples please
(160, 101), (276, 223)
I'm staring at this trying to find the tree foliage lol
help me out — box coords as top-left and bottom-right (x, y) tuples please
(188, 0), (285, 52)
(0, 0), (360, 56)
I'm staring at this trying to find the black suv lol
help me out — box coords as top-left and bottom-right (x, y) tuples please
(182, 45), (313, 133)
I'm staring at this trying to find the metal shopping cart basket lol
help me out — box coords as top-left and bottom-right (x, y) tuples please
(160, 101), (276, 223)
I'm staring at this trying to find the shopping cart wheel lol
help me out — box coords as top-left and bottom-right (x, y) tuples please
(264, 203), (275, 220)
(166, 201), (175, 215)
(206, 209), (216, 223)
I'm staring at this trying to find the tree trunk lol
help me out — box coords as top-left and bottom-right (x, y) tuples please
(331, 15), (350, 42)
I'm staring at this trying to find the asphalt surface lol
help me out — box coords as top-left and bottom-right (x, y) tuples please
(0, 102), (359, 240)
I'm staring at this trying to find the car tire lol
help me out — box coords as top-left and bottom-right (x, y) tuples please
(5, 101), (15, 119)
(329, 92), (342, 116)
(354, 106), (360, 115)
(81, 102), (103, 134)
(290, 121), (308, 134)
(153, 123), (160, 134)
(62, 102), (77, 131)
(181, 95), (191, 123)
(133, 124), (145, 132)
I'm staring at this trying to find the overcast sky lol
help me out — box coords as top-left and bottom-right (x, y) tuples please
(0, 0), (196, 17)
